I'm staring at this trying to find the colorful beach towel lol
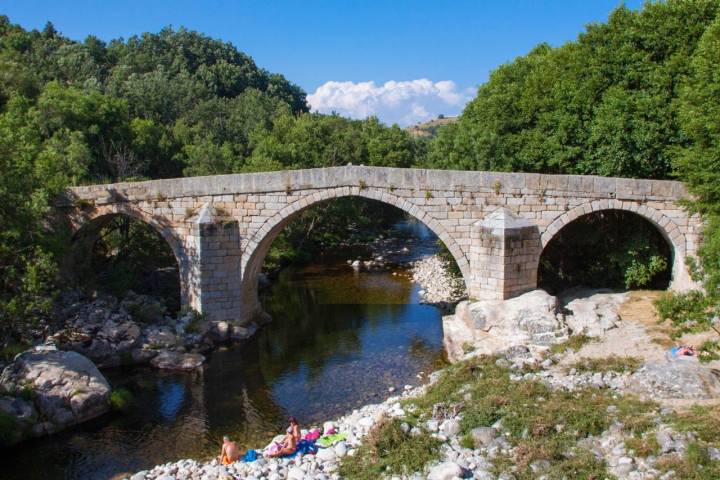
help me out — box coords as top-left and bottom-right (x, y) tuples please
(316, 432), (347, 448)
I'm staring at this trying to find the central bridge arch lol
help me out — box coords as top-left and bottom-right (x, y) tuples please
(238, 186), (471, 318)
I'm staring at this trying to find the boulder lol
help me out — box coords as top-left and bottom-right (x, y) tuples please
(427, 461), (463, 480)
(470, 427), (497, 447)
(0, 348), (111, 444)
(150, 351), (205, 371)
(144, 327), (177, 349)
(444, 290), (568, 361)
(562, 289), (627, 337)
(230, 322), (258, 341)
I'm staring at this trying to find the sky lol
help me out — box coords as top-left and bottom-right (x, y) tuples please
(3, 0), (644, 126)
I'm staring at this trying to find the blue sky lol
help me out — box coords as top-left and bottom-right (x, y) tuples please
(3, 0), (643, 125)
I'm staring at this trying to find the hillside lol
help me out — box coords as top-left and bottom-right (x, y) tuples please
(406, 116), (457, 138)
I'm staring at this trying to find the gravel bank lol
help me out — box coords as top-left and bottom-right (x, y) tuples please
(410, 255), (466, 306)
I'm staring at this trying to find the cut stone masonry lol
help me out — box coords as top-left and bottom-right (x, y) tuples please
(63, 166), (702, 324)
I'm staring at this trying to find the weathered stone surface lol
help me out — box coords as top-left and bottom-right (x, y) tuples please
(562, 289), (628, 337)
(0, 347), (111, 443)
(445, 290), (568, 360)
(628, 358), (720, 400)
(150, 351), (205, 371)
(470, 427), (497, 447)
(67, 166), (701, 325)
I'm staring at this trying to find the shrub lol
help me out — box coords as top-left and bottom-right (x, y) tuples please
(338, 419), (441, 479)
(1, 343), (27, 362)
(109, 388), (134, 411)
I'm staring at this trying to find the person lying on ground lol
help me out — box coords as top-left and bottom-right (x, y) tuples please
(218, 435), (240, 465)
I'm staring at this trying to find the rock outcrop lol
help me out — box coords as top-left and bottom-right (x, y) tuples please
(0, 347), (111, 445)
(444, 289), (568, 361)
(48, 291), (259, 371)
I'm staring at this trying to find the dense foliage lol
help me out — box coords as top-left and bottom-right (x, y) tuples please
(655, 13), (720, 347)
(423, 0), (719, 179)
(539, 211), (671, 293)
(3, 0), (720, 341)
(0, 17), (428, 340)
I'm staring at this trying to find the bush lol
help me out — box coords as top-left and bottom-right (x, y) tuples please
(338, 419), (442, 479)
(109, 388), (134, 411)
(655, 290), (716, 337)
(1, 343), (26, 362)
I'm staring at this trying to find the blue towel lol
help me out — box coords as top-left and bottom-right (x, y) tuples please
(242, 449), (257, 462)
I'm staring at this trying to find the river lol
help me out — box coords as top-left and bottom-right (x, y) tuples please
(2, 220), (448, 480)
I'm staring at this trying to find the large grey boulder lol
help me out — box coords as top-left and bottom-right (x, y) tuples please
(444, 290), (568, 360)
(427, 461), (463, 480)
(0, 347), (111, 444)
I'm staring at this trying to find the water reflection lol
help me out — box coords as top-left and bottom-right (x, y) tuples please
(3, 223), (447, 480)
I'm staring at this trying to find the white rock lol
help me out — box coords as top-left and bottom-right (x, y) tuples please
(427, 461), (463, 480)
(316, 447), (337, 462)
(334, 442), (347, 457)
(287, 466), (305, 479)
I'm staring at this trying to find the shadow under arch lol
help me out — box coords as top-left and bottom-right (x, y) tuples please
(69, 203), (189, 308)
(538, 205), (679, 293)
(239, 187), (470, 320)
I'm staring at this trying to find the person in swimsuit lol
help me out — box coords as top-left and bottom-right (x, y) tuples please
(267, 416), (301, 457)
(218, 435), (240, 465)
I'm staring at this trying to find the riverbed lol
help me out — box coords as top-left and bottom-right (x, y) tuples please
(2, 222), (448, 480)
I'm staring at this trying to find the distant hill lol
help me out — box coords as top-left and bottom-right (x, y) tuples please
(406, 116), (458, 138)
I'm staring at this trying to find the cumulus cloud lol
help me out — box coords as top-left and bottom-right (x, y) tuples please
(307, 79), (474, 126)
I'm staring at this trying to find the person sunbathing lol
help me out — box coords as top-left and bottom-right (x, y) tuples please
(266, 416), (301, 458)
(218, 435), (240, 465)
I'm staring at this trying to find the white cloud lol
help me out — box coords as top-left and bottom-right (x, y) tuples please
(307, 79), (474, 127)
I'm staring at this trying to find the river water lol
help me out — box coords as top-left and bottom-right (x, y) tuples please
(3, 221), (447, 480)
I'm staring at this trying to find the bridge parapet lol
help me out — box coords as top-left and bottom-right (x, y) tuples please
(64, 166), (701, 324)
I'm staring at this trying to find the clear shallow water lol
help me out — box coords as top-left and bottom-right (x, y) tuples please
(2, 222), (446, 480)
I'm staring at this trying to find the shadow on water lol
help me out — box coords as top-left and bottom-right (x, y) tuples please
(2, 221), (447, 480)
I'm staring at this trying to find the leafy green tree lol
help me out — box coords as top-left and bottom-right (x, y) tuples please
(426, 0), (719, 179)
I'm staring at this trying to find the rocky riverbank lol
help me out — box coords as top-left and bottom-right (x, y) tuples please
(44, 290), (263, 371)
(121, 289), (720, 480)
(410, 255), (467, 306)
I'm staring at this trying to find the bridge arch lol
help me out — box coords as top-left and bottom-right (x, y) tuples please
(71, 203), (191, 305)
(239, 187), (470, 318)
(540, 200), (691, 291)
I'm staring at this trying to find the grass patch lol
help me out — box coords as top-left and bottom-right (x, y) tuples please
(567, 355), (642, 374)
(549, 334), (593, 355)
(669, 405), (720, 443)
(339, 418), (441, 479)
(657, 442), (720, 479)
(109, 388), (135, 411)
(398, 355), (656, 479)
(625, 434), (660, 457)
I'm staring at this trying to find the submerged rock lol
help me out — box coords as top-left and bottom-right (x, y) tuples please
(150, 351), (205, 371)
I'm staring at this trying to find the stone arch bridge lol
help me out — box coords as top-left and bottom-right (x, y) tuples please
(64, 166), (702, 325)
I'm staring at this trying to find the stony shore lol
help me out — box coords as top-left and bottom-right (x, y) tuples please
(410, 255), (467, 306)
(121, 288), (720, 480)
